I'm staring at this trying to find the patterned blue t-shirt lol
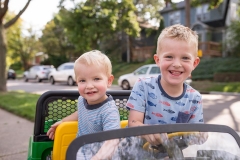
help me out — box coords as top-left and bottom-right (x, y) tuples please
(77, 94), (120, 137)
(126, 75), (204, 124)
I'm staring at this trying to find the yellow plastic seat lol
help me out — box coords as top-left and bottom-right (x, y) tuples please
(52, 120), (128, 160)
(120, 120), (128, 128)
(52, 121), (78, 160)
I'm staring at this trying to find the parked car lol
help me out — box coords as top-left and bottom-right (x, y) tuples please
(23, 65), (55, 82)
(118, 64), (160, 90)
(48, 62), (76, 86)
(118, 64), (192, 90)
(7, 69), (16, 79)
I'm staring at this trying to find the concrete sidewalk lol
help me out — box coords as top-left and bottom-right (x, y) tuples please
(0, 108), (33, 160)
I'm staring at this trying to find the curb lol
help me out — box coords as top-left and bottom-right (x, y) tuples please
(209, 91), (240, 96)
(199, 91), (240, 96)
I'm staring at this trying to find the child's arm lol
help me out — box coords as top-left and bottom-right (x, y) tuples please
(91, 139), (119, 160)
(128, 109), (145, 127)
(46, 111), (78, 140)
(128, 109), (163, 145)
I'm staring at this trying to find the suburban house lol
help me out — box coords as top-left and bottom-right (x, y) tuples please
(160, 0), (239, 58)
(32, 52), (48, 65)
(130, 21), (158, 62)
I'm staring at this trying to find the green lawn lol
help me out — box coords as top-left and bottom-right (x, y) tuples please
(206, 82), (240, 92)
(0, 91), (40, 121)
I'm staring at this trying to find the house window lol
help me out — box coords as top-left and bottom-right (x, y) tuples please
(196, 4), (209, 21)
(169, 11), (180, 25)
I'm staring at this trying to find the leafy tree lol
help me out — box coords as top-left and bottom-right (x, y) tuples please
(0, 0), (31, 92)
(191, 0), (224, 9)
(7, 27), (41, 70)
(5, 11), (23, 68)
(40, 18), (75, 67)
(226, 20), (240, 57)
(133, 0), (164, 24)
(57, 0), (140, 54)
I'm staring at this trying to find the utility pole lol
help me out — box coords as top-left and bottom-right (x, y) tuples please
(126, 35), (130, 63)
(185, 0), (190, 27)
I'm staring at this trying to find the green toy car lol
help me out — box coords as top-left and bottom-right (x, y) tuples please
(27, 90), (130, 160)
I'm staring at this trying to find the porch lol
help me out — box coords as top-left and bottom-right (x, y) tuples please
(198, 41), (222, 57)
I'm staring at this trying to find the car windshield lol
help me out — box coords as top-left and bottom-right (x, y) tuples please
(149, 66), (160, 74)
(134, 67), (149, 75)
(66, 124), (240, 160)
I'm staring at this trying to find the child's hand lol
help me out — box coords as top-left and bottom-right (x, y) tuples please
(91, 139), (119, 160)
(142, 133), (168, 145)
(183, 132), (208, 145)
(46, 120), (63, 140)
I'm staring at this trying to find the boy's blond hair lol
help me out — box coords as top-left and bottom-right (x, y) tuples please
(74, 50), (112, 77)
(157, 24), (198, 56)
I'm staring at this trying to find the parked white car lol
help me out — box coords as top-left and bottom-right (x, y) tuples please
(118, 64), (192, 90)
(48, 62), (76, 86)
(23, 65), (55, 82)
(118, 64), (160, 90)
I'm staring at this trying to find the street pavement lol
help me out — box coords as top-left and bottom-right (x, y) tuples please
(0, 91), (240, 160)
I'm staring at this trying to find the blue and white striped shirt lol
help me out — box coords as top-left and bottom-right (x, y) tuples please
(77, 94), (120, 137)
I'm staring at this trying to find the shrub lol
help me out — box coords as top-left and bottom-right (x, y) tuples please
(192, 58), (240, 81)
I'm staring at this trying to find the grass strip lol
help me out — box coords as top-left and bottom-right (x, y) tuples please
(206, 82), (240, 93)
(0, 91), (40, 121)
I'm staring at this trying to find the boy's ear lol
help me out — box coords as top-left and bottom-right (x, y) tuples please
(107, 75), (114, 87)
(154, 54), (160, 64)
(193, 57), (200, 69)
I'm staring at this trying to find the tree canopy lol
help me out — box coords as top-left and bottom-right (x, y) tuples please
(57, 0), (141, 54)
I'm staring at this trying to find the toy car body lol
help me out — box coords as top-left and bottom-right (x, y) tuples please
(27, 90), (130, 160)
(67, 123), (240, 160)
(27, 90), (240, 160)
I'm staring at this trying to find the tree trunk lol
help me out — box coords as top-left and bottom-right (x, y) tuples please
(0, 24), (7, 91)
(185, 0), (190, 27)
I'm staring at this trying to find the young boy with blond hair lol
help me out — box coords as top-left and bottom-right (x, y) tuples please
(127, 24), (205, 145)
(47, 50), (120, 159)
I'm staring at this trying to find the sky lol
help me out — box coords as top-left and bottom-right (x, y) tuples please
(9, 0), (60, 33)
(9, 0), (183, 33)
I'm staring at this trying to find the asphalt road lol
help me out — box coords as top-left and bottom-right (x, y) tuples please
(6, 79), (122, 94)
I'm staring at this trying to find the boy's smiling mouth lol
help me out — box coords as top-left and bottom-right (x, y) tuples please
(86, 91), (97, 95)
(169, 70), (182, 76)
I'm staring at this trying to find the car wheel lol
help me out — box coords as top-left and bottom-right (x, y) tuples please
(24, 75), (28, 82)
(122, 80), (130, 90)
(67, 77), (74, 86)
(50, 76), (55, 85)
(36, 76), (42, 82)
